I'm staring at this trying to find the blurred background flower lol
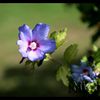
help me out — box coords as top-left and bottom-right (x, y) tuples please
(71, 62), (97, 83)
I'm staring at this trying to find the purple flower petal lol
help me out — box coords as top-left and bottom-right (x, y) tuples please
(17, 40), (28, 48)
(71, 65), (82, 73)
(18, 24), (32, 41)
(83, 75), (93, 82)
(17, 40), (28, 57)
(90, 71), (97, 79)
(38, 39), (56, 53)
(27, 49), (45, 61)
(83, 66), (95, 79)
(80, 62), (87, 68)
(71, 61), (97, 83)
(72, 73), (79, 80)
(71, 64), (79, 70)
(17, 40), (28, 52)
(19, 48), (27, 57)
(32, 23), (50, 40)
(72, 73), (82, 82)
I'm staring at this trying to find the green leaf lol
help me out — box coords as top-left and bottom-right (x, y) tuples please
(56, 65), (70, 87)
(81, 56), (88, 63)
(85, 81), (97, 94)
(64, 44), (78, 64)
(96, 62), (100, 68)
(93, 48), (100, 64)
(93, 45), (98, 52)
(49, 28), (67, 48)
(49, 31), (57, 40)
(44, 54), (51, 62)
(95, 62), (100, 73)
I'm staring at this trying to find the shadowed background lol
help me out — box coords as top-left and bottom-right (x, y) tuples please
(0, 3), (100, 97)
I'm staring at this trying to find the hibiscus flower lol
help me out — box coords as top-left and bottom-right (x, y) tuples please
(17, 23), (56, 62)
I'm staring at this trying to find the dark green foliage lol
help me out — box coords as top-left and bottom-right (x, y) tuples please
(77, 3), (100, 43)
(77, 3), (100, 28)
(88, 56), (94, 63)
(66, 3), (100, 43)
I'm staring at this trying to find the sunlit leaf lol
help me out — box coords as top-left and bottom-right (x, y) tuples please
(56, 65), (70, 87)
(93, 45), (98, 52)
(81, 56), (88, 63)
(44, 54), (51, 62)
(85, 81), (97, 94)
(50, 28), (67, 48)
(95, 62), (100, 73)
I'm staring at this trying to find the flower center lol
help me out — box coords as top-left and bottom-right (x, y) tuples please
(83, 69), (89, 75)
(29, 42), (37, 50)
